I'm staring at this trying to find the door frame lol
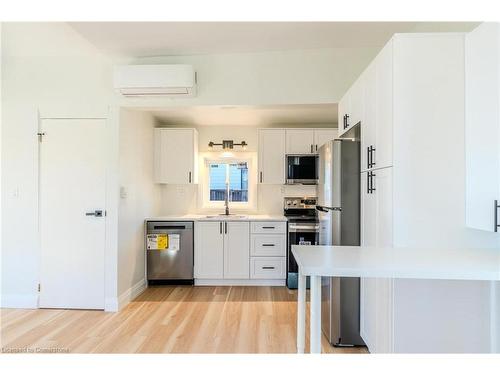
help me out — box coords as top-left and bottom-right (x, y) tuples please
(37, 107), (120, 311)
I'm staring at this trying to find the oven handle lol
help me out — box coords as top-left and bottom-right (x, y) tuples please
(288, 224), (319, 233)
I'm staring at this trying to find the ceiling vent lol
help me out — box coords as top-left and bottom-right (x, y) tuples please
(113, 64), (197, 97)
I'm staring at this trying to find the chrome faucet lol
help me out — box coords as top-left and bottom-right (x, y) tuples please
(224, 181), (230, 215)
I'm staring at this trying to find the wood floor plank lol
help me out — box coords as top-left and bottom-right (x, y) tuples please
(0, 286), (368, 354)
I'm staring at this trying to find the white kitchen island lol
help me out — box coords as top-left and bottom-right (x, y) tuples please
(292, 245), (500, 354)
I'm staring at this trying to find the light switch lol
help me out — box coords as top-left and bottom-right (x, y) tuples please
(120, 186), (127, 199)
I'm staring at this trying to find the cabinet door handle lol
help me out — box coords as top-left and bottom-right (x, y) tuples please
(220, 222), (222, 234)
(371, 146), (376, 167)
(495, 200), (500, 232)
(225, 222), (227, 234)
(315, 144), (318, 152)
(310, 144), (313, 153)
(370, 172), (376, 193)
(262, 226), (275, 229)
(366, 172), (371, 194)
(262, 244), (275, 247)
(260, 171), (263, 183)
(367, 147), (370, 169)
(188, 171), (192, 183)
(262, 266), (275, 270)
(345, 114), (350, 129)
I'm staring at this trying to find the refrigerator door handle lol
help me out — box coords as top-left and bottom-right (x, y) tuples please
(316, 205), (342, 212)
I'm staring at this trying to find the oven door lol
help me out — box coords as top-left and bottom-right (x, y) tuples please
(286, 155), (318, 184)
(287, 222), (319, 275)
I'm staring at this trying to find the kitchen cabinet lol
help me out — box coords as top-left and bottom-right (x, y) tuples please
(223, 221), (250, 279)
(465, 22), (500, 232)
(154, 128), (198, 184)
(286, 129), (315, 154)
(313, 129), (338, 152)
(355, 33), (494, 353)
(195, 220), (287, 284)
(285, 128), (338, 155)
(258, 129), (286, 184)
(194, 221), (224, 279)
(195, 221), (249, 279)
(338, 91), (350, 133)
(360, 168), (393, 353)
(361, 63), (377, 171)
(338, 75), (364, 136)
(374, 41), (393, 171)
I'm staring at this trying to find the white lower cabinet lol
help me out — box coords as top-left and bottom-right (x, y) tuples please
(360, 167), (394, 353)
(194, 221), (224, 279)
(195, 220), (286, 284)
(223, 222), (250, 279)
(250, 257), (286, 279)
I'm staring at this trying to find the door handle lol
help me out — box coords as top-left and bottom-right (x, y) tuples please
(86, 210), (103, 217)
(311, 144), (313, 153)
(371, 146), (376, 167)
(260, 171), (263, 183)
(262, 266), (275, 270)
(345, 114), (350, 129)
(224, 222), (227, 234)
(315, 144), (318, 152)
(188, 171), (192, 183)
(220, 222), (222, 234)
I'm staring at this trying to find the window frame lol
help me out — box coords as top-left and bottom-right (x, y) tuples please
(202, 156), (255, 211)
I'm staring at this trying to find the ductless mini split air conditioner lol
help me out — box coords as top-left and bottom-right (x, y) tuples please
(113, 64), (197, 97)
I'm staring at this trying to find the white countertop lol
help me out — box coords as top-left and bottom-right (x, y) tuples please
(145, 214), (287, 222)
(291, 245), (500, 281)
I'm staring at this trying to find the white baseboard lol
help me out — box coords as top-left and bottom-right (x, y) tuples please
(117, 278), (147, 311)
(0, 293), (38, 309)
(195, 279), (286, 286)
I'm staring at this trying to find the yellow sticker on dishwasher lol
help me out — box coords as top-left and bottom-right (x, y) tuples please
(157, 234), (168, 250)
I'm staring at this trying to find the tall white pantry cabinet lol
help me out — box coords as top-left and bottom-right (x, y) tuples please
(340, 32), (500, 353)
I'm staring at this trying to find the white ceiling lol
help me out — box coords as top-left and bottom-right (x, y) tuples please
(146, 104), (337, 127)
(69, 22), (478, 58)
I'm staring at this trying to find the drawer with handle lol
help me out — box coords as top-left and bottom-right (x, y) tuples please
(250, 257), (286, 279)
(250, 234), (286, 256)
(250, 221), (286, 234)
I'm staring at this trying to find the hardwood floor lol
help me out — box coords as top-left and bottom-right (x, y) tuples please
(1, 286), (368, 354)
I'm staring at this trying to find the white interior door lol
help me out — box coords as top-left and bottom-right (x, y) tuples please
(39, 119), (106, 309)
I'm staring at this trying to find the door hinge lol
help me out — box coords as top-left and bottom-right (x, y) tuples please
(38, 283), (41, 292)
(37, 132), (46, 142)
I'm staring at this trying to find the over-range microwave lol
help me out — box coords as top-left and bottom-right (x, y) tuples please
(286, 155), (319, 185)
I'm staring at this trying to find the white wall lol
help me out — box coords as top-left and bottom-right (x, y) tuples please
(1, 23), (114, 308)
(117, 109), (161, 304)
(119, 47), (380, 108)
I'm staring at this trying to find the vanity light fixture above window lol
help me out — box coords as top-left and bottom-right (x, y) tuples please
(208, 140), (247, 151)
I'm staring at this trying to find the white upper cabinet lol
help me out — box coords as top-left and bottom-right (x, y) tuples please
(465, 23), (500, 232)
(349, 75), (364, 128)
(154, 128), (198, 184)
(338, 91), (350, 134)
(362, 63), (377, 171)
(375, 40), (394, 170)
(314, 129), (338, 152)
(258, 129), (286, 184)
(285, 129), (315, 154)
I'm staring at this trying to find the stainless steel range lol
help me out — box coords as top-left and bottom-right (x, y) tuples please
(284, 196), (319, 289)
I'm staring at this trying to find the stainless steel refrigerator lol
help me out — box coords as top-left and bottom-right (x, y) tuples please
(316, 139), (364, 347)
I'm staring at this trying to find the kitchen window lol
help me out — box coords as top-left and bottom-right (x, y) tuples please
(202, 156), (256, 211)
(208, 161), (249, 203)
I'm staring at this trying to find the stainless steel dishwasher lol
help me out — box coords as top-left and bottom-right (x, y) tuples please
(146, 221), (194, 284)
